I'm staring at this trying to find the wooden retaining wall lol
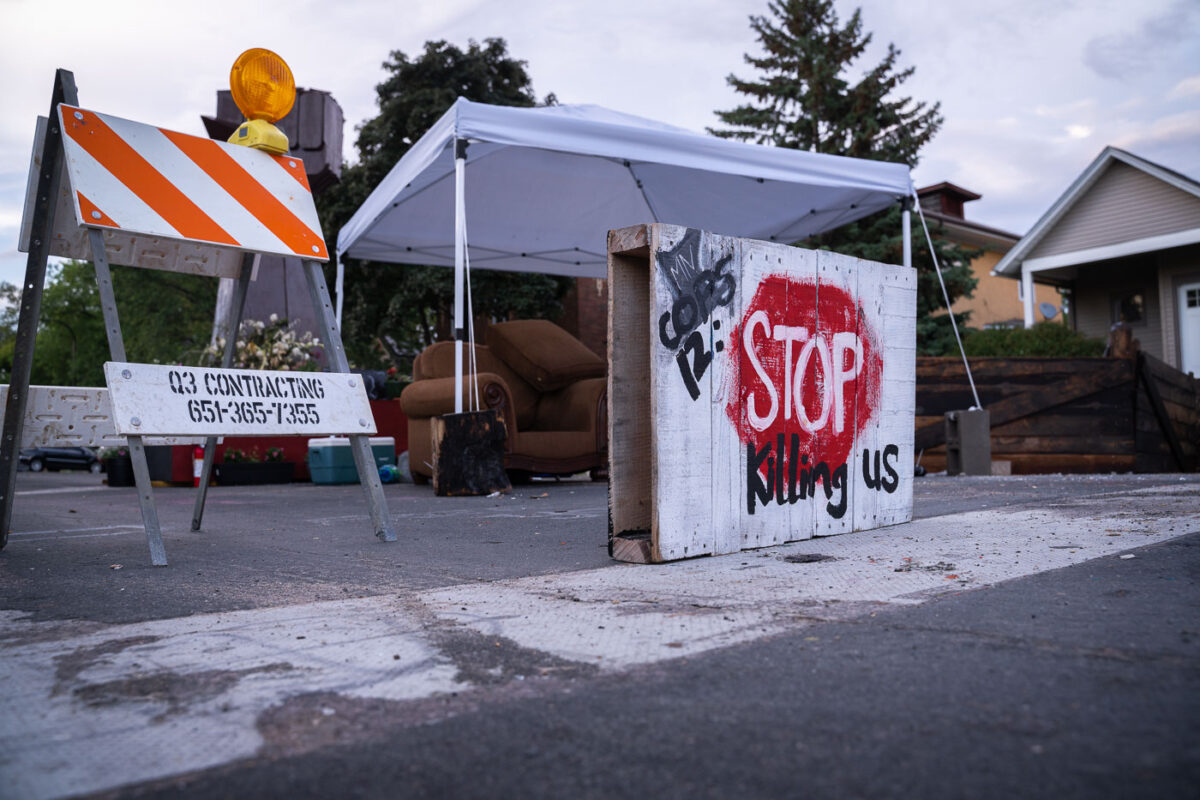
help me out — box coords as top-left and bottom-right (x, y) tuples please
(914, 355), (1199, 474)
(1135, 353), (1200, 472)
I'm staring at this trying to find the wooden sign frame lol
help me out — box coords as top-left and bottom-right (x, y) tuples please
(0, 70), (395, 565)
(607, 223), (915, 563)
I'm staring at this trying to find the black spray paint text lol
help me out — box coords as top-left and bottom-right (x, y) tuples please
(861, 444), (900, 493)
(746, 438), (901, 517)
(167, 369), (326, 400)
(655, 229), (736, 401)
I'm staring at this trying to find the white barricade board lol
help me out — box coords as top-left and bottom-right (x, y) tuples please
(608, 224), (915, 563)
(20, 105), (329, 277)
(104, 363), (377, 436)
(0, 385), (203, 447)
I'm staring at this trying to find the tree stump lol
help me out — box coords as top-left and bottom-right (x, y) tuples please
(431, 409), (512, 496)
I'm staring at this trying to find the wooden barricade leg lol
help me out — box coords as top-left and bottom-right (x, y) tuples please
(192, 254), (256, 530)
(0, 70), (77, 551)
(301, 260), (396, 542)
(90, 229), (167, 565)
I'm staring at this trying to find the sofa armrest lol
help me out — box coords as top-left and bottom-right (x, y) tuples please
(399, 373), (520, 450)
(533, 376), (608, 443)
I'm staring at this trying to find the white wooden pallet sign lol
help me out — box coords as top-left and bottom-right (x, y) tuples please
(104, 362), (377, 436)
(608, 223), (915, 563)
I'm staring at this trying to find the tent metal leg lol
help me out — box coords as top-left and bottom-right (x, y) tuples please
(453, 142), (466, 414)
(902, 197), (912, 270)
(192, 253), (256, 531)
(90, 229), (167, 565)
(0, 70), (77, 551)
(301, 259), (396, 542)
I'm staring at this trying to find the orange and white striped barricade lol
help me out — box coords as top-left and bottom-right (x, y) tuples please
(1, 69), (395, 565)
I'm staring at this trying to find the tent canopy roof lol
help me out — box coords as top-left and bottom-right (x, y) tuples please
(338, 97), (913, 278)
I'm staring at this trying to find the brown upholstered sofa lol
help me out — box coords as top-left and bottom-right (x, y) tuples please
(400, 320), (607, 482)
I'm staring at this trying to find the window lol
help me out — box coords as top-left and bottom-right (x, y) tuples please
(1111, 290), (1145, 324)
(1188, 288), (1200, 308)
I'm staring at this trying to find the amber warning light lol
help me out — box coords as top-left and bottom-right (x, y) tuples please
(227, 48), (296, 155)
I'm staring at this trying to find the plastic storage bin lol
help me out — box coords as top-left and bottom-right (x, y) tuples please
(307, 437), (396, 484)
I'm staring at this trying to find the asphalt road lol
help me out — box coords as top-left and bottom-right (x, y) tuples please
(3, 471), (1191, 624)
(100, 531), (1200, 800)
(2, 470), (1198, 799)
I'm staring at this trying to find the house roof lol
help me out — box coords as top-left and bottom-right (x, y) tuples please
(919, 208), (1019, 251)
(992, 146), (1200, 278)
(917, 181), (982, 203)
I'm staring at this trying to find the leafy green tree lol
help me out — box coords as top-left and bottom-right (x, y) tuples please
(0, 338), (11, 385)
(712, 0), (978, 355)
(110, 265), (218, 365)
(1, 262), (107, 386)
(319, 38), (570, 366)
(0, 291), (16, 385)
(0, 260), (217, 386)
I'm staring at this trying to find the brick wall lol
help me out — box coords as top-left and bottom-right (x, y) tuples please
(559, 278), (608, 357)
(576, 278), (608, 357)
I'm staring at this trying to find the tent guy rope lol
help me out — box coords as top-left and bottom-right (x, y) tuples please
(913, 191), (983, 410)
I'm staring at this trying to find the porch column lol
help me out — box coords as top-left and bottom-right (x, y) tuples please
(1021, 263), (1035, 328)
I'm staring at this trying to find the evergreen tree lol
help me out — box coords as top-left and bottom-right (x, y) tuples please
(712, 0), (978, 355)
(319, 39), (570, 366)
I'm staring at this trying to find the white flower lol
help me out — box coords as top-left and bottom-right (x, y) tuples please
(203, 317), (319, 372)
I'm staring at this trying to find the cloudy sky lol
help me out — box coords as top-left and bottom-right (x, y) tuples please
(1, 0), (1197, 288)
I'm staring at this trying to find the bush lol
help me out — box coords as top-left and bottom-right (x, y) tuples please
(222, 448), (256, 463)
(963, 322), (1105, 357)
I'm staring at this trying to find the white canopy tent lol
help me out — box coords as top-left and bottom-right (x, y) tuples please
(337, 97), (915, 411)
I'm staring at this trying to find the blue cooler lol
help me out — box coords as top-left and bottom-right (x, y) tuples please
(307, 437), (396, 484)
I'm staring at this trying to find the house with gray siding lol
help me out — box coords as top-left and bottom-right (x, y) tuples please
(992, 147), (1200, 375)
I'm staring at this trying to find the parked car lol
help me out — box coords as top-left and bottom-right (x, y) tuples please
(19, 446), (101, 473)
